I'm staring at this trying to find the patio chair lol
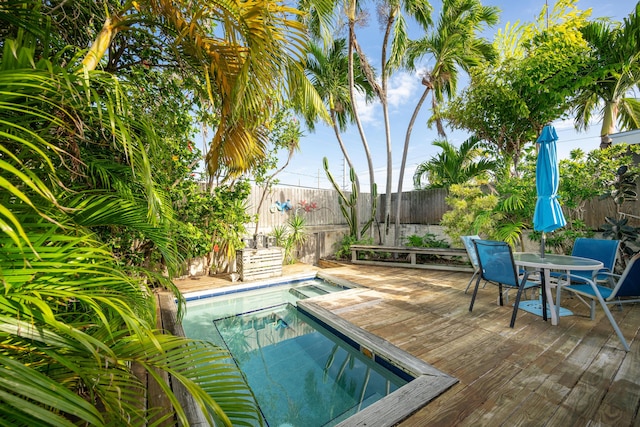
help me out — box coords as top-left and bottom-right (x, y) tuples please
(553, 238), (620, 313)
(469, 240), (545, 328)
(561, 252), (640, 352)
(461, 235), (481, 294)
(554, 238), (620, 284)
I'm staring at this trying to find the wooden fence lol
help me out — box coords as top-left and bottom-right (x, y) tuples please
(377, 190), (449, 224)
(246, 186), (372, 233)
(246, 185), (639, 232)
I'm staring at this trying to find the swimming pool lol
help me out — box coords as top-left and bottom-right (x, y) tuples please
(181, 273), (458, 426)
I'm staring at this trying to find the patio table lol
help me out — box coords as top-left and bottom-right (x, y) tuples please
(513, 252), (604, 326)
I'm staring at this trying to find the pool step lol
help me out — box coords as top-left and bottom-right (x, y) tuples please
(289, 285), (330, 300)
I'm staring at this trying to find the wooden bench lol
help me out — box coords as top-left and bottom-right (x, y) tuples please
(350, 245), (474, 272)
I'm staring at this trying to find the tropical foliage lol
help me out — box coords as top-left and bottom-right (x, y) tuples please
(441, 183), (501, 246)
(573, 2), (640, 145)
(443, 0), (593, 173)
(440, 144), (640, 253)
(397, 0), (498, 190)
(413, 136), (496, 189)
(442, 1), (640, 174)
(306, 37), (376, 211)
(0, 39), (260, 426)
(370, 0), (434, 243)
(0, 0), (324, 424)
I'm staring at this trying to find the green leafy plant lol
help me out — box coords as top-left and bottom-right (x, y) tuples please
(405, 233), (449, 248)
(0, 35), (260, 425)
(403, 232), (449, 263)
(405, 234), (425, 247)
(269, 214), (309, 264)
(334, 235), (373, 260)
(286, 213), (308, 263)
(600, 165), (640, 263)
(271, 225), (290, 247)
(441, 183), (501, 245)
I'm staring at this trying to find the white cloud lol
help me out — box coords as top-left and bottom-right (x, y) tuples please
(354, 91), (380, 125)
(552, 118), (575, 131)
(353, 70), (424, 124)
(387, 71), (422, 108)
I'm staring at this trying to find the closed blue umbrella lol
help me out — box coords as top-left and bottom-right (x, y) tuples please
(533, 124), (566, 257)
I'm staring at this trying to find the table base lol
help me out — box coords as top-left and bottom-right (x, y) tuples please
(518, 298), (573, 318)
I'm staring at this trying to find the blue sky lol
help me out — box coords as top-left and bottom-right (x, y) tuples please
(273, 0), (635, 191)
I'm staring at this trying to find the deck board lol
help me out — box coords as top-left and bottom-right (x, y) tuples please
(173, 261), (640, 426)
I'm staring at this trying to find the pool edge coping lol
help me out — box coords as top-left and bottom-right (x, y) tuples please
(182, 270), (350, 301)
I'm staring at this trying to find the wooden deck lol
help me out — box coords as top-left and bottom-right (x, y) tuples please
(173, 262), (640, 426)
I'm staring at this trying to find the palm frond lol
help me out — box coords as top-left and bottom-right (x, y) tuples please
(116, 334), (261, 426)
(0, 356), (104, 427)
(617, 97), (640, 130)
(64, 192), (181, 274)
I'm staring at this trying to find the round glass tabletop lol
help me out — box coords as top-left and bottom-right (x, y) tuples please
(513, 252), (604, 270)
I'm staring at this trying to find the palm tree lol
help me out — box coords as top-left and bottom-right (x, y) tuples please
(393, 0), (498, 244)
(346, 0), (378, 235)
(0, 0), (326, 421)
(304, 0), (384, 238)
(305, 38), (375, 178)
(82, 0), (326, 176)
(305, 38), (376, 232)
(412, 136), (496, 189)
(373, 0), (433, 244)
(572, 3), (640, 147)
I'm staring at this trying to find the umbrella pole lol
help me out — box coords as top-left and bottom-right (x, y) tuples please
(540, 232), (546, 258)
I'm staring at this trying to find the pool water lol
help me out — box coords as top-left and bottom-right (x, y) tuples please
(182, 278), (409, 426)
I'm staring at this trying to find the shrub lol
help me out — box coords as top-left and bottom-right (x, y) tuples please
(334, 235), (373, 260)
(405, 232), (449, 248)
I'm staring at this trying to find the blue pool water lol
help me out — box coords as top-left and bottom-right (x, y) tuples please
(182, 277), (409, 426)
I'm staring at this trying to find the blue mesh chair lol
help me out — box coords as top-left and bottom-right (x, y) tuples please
(461, 235), (481, 294)
(562, 252), (640, 352)
(554, 238), (620, 314)
(556, 238), (620, 284)
(469, 240), (545, 328)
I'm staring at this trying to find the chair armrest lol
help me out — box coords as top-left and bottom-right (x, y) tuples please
(554, 272), (597, 285)
(519, 268), (541, 283)
(594, 270), (619, 288)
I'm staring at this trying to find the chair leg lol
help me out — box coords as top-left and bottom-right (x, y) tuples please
(469, 275), (483, 312)
(464, 270), (479, 294)
(587, 282), (630, 351)
(590, 300), (596, 320)
(510, 284), (527, 328)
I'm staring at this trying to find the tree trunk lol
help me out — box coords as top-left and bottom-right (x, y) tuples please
(82, 15), (121, 71)
(600, 101), (618, 149)
(347, 14), (376, 240)
(394, 86), (430, 245)
(380, 13), (395, 244)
